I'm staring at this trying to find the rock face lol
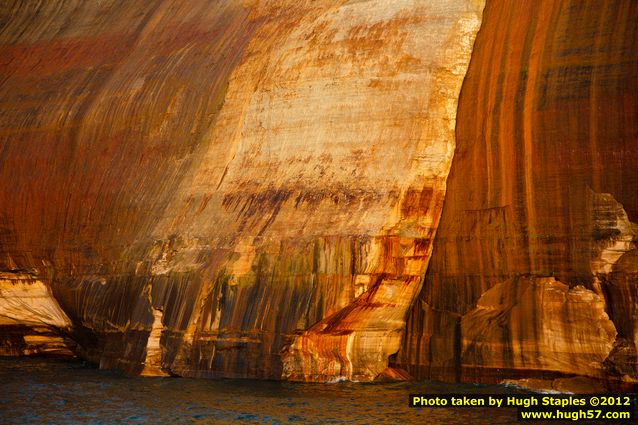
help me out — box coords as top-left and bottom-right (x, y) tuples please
(1, 0), (637, 388)
(394, 0), (638, 388)
(0, 273), (73, 356)
(0, 0), (483, 380)
(461, 278), (616, 378)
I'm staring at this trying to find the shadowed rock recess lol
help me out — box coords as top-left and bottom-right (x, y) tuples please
(0, 0), (636, 388)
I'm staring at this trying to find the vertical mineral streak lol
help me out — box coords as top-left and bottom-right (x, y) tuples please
(395, 0), (638, 387)
(2, 0), (636, 387)
(280, 0), (485, 381)
(0, 0), (484, 380)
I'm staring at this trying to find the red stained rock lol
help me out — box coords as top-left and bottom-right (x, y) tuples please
(395, 0), (638, 388)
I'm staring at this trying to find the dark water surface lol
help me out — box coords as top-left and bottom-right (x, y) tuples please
(0, 358), (529, 424)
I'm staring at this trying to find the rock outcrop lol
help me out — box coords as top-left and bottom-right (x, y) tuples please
(394, 0), (638, 389)
(1, 0), (637, 389)
(0, 0), (483, 380)
(0, 273), (73, 356)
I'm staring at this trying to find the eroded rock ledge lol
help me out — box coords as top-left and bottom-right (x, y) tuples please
(0, 273), (74, 357)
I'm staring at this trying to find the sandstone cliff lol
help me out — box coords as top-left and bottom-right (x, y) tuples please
(1, 0), (637, 389)
(0, 0), (483, 380)
(394, 0), (638, 390)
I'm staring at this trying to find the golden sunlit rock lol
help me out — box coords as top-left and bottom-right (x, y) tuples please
(0, 0), (636, 391)
(394, 0), (638, 391)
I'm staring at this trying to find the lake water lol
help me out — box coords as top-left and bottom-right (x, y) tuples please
(0, 358), (529, 424)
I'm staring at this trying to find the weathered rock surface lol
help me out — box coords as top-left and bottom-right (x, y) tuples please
(461, 278), (616, 378)
(394, 0), (638, 389)
(0, 0), (483, 380)
(0, 273), (73, 356)
(1, 0), (637, 389)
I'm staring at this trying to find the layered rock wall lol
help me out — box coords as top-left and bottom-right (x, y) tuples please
(0, 0), (484, 380)
(394, 0), (638, 388)
(1, 0), (637, 387)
